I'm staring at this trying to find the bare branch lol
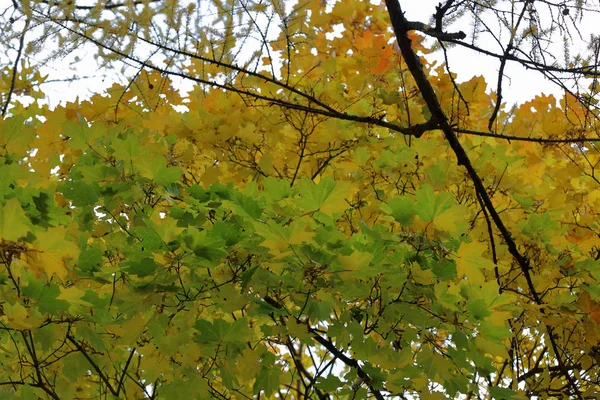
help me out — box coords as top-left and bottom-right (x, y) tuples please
(2, 16), (29, 117)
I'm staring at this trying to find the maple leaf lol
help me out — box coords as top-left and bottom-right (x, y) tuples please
(580, 291), (600, 323)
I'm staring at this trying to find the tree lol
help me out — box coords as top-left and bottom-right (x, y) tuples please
(0, 0), (599, 398)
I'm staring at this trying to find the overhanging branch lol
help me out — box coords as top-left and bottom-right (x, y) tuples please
(385, 0), (584, 398)
(43, 14), (437, 138)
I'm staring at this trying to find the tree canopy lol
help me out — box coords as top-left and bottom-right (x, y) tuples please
(0, 0), (600, 399)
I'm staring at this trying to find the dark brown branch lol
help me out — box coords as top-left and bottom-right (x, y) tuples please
(21, 331), (59, 399)
(67, 334), (118, 396)
(405, 20), (466, 41)
(518, 363), (582, 383)
(456, 128), (600, 143)
(44, 15), (440, 138)
(116, 347), (137, 396)
(489, 3), (529, 130)
(385, 1), (584, 398)
(285, 337), (328, 400)
(34, 0), (161, 11)
(433, 0), (457, 33)
(311, 333), (385, 400)
(2, 16), (29, 117)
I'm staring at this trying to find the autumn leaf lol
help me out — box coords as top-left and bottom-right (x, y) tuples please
(580, 291), (600, 323)
(0, 198), (31, 241)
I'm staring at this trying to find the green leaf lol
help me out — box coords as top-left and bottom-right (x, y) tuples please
(489, 386), (519, 399)
(124, 257), (159, 277)
(59, 180), (101, 207)
(183, 227), (227, 262)
(22, 276), (70, 314)
(112, 133), (149, 160)
(466, 299), (492, 320)
(154, 165), (182, 185)
(381, 196), (415, 226)
(426, 164), (446, 186)
(77, 246), (103, 273)
(296, 177), (350, 216)
(262, 176), (292, 201)
(316, 375), (344, 391)
(414, 184), (454, 222)
(479, 321), (512, 343)
(193, 318), (252, 345)
(228, 191), (263, 219)
(211, 220), (243, 246)
(253, 366), (282, 397)
(518, 212), (559, 240)
(158, 374), (209, 399)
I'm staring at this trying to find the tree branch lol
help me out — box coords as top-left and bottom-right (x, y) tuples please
(43, 14), (438, 138)
(2, 16), (29, 117)
(67, 333), (118, 396)
(34, 0), (161, 11)
(385, 1), (584, 398)
(311, 333), (385, 400)
(405, 20), (466, 41)
(456, 128), (600, 143)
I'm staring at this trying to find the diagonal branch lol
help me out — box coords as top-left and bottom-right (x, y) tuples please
(311, 332), (385, 400)
(2, 16), (29, 117)
(115, 347), (137, 396)
(385, 0), (584, 398)
(67, 333), (118, 396)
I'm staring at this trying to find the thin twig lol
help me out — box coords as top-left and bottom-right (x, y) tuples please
(456, 128), (600, 143)
(2, 16), (29, 117)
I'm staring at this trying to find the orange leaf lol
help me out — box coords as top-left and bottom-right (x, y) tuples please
(354, 29), (374, 50)
(580, 292), (600, 323)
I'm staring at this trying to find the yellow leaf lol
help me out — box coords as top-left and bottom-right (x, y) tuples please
(434, 204), (470, 235)
(455, 241), (495, 285)
(58, 286), (92, 309)
(0, 198), (31, 241)
(31, 226), (80, 281)
(411, 263), (435, 285)
(339, 251), (373, 272)
(1, 302), (41, 329)
(319, 181), (354, 217)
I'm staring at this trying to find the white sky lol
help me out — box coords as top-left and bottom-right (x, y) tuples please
(33, 0), (597, 110)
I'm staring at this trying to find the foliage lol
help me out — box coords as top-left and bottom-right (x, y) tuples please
(0, 0), (600, 399)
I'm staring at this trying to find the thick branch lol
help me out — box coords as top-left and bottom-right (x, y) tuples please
(518, 363), (582, 383)
(385, 0), (583, 398)
(405, 20), (466, 40)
